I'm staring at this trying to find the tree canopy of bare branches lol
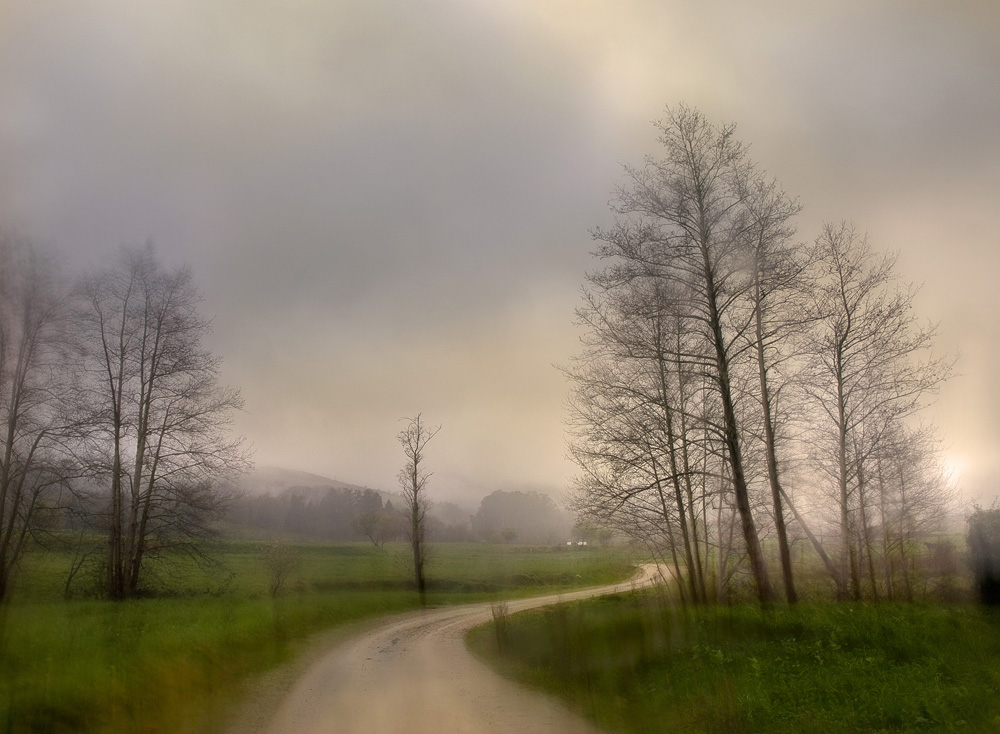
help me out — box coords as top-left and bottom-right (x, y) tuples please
(568, 106), (954, 605)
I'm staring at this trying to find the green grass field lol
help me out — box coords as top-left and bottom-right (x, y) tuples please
(468, 589), (1000, 733)
(1, 540), (633, 733)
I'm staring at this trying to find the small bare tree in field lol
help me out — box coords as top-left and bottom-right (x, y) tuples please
(397, 414), (439, 599)
(260, 540), (301, 597)
(355, 509), (395, 548)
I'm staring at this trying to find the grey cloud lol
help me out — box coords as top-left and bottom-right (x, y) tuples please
(1, 0), (997, 503)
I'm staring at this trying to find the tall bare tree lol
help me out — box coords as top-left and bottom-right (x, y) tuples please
(805, 223), (951, 599)
(567, 276), (713, 604)
(397, 413), (439, 599)
(582, 105), (774, 602)
(0, 233), (75, 600)
(733, 167), (806, 603)
(77, 245), (248, 599)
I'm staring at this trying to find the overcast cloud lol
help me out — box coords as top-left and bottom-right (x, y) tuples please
(2, 0), (998, 505)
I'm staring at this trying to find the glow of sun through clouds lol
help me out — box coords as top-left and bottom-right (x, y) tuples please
(941, 455), (965, 488)
(466, 0), (711, 126)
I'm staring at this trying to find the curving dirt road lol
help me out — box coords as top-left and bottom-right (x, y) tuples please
(230, 564), (666, 734)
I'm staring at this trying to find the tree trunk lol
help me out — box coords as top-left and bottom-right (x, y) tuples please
(876, 456), (895, 601)
(675, 336), (707, 602)
(653, 330), (701, 604)
(410, 463), (424, 595)
(835, 366), (860, 601)
(704, 252), (773, 603)
(855, 455), (880, 601)
(897, 464), (914, 602)
(778, 484), (844, 594)
(651, 455), (688, 607)
(752, 273), (797, 604)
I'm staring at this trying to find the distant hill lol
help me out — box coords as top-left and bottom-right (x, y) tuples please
(226, 466), (393, 541)
(239, 465), (395, 503)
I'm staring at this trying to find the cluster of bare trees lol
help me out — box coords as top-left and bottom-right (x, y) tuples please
(566, 106), (953, 605)
(0, 235), (247, 600)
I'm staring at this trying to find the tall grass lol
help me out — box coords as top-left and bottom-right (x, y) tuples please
(0, 591), (417, 733)
(469, 591), (1000, 733)
(1, 540), (633, 733)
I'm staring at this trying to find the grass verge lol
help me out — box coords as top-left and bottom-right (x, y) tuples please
(468, 590), (1000, 733)
(0, 591), (417, 733)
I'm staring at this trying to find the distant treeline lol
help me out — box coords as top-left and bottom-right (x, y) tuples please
(224, 487), (574, 545)
(225, 486), (385, 541)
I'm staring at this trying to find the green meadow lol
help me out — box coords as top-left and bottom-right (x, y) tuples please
(469, 589), (1000, 733)
(1, 540), (633, 733)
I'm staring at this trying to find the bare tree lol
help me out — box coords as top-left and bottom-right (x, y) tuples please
(397, 413), (439, 599)
(580, 105), (775, 602)
(805, 223), (951, 599)
(77, 245), (248, 599)
(0, 232), (75, 600)
(260, 540), (301, 597)
(566, 278), (713, 604)
(864, 421), (956, 601)
(355, 509), (395, 548)
(733, 167), (807, 603)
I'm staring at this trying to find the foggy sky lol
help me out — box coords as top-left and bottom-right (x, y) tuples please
(2, 0), (998, 506)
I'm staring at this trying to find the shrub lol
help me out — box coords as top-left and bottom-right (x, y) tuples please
(967, 503), (1000, 605)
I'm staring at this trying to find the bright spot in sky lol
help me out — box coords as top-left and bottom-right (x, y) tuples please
(942, 455), (965, 486)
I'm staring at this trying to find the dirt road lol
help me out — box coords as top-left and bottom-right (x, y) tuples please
(232, 564), (665, 734)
